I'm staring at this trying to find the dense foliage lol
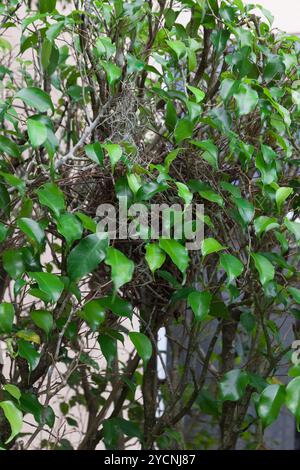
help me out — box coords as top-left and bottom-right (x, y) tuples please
(0, 0), (300, 450)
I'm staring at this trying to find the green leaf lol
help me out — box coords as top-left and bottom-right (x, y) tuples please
(102, 62), (122, 87)
(251, 253), (275, 286)
(84, 142), (104, 166)
(175, 182), (193, 205)
(174, 118), (194, 143)
(0, 401), (23, 444)
(233, 197), (255, 224)
(254, 216), (279, 236)
(96, 295), (133, 319)
(166, 40), (186, 59)
(0, 172), (25, 195)
(98, 334), (117, 366)
(284, 218), (300, 242)
(17, 218), (45, 246)
(104, 143), (122, 170)
(275, 187), (293, 211)
(286, 377), (300, 427)
(27, 118), (47, 147)
(67, 233), (108, 280)
(219, 253), (244, 285)
(220, 369), (249, 402)
(188, 291), (212, 322)
(288, 287), (300, 304)
(136, 181), (168, 201)
(201, 238), (226, 257)
(2, 249), (25, 279)
(75, 212), (97, 233)
(15, 87), (53, 113)
(129, 332), (152, 365)
(16, 329), (40, 344)
(3, 384), (21, 402)
(46, 21), (64, 41)
(234, 84), (258, 116)
(79, 301), (105, 331)
(196, 189), (224, 207)
(37, 182), (65, 218)
(30, 310), (53, 335)
(39, 0), (56, 13)
(0, 135), (20, 158)
(28, 272), (64, 303)
(0, 222), (8, 243)
(159, 238), (189, 273)
(105, 247), (134, 290)
(17, 339), (40, 372)
(145, 243), (166, 273)
(0, 183), (10, 215)
(211, 28), (230, 56)
(257, 384), (285, 428)
(41, 38), (52, 70)
(191, 140), (218, 169)
(56, 212), (83, 246)
(263, 55), (284, 83)
(186, 85), (205, 103)
(0, 303), (14, 334)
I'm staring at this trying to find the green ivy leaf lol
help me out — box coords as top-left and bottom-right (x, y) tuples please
(104, 143), (122, 170)
(0, 401), (23, 444)
(67, 233), (108, 280)
(234, 84), (258, 116)
(145, 243), (166, 273)
(284, 218), (300, 242)
(176, 182), (193, 205)
(275, 187), (293, 212)
(129, 332), (152, 365)
(188, 291), (212, 322)
(286, 377), (300, 427)
(220, 369), (249, 402)
(27, 118), (48, 147)
(159, 238), (189, 273)
(0, 135), (20, 158)
(219, 253), (244, 285)
(174, 118), (194, 143)
(201, 238), (226, 257)
(0, 183), (10, 215)
(37, 182), (66, 218)
(98, 334), (117, 366)
(105, 247), (134, 290)
(28, 272), (64, 303)
(257, 384), (285, 428)
(102, 62), (122, 87)
(84, 142), (104, 166)
(3, 384), (21, 402)
(251, 253), (275, 286)
(79, 301), (105, 331)
(30, 310), (53, 335)
(233, 197), (255, 224)
(288, 287), (300, 303)
(15, 87), (54, 113)
(56, 212), (83, 246)
(38, 0), (56, 13)
(254, 216), (279, 236)
(191, 140), (218, 169)
(186, 85), (205, 103)
(2, 249), (25, 279)
(96, 295), (133, 319)
(0, 303), (14, 333)
(17, 339), (40, 372)
(17, 217), (45, 246)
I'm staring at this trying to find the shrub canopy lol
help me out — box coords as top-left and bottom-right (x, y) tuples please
(0, 0), (300, 450)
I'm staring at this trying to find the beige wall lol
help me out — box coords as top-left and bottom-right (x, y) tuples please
(244, 0), (300, 32)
